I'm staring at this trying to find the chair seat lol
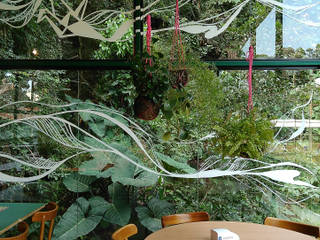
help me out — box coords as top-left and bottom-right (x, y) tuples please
(0, 222), (29, 240)
(112, 224), (138, 240)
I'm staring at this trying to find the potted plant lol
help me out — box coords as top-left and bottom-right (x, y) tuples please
(132, 52), (171, 120)
(210, 110), (274, 159)
(170, 67), (189, 89)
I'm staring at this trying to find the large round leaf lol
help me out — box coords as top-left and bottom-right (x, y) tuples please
(135, 198), (174, 232)
(63, 173), (96, 192)
(53, 197), (105, 240)
(103, 183), (131, 226)
(100, 145), (158, 187)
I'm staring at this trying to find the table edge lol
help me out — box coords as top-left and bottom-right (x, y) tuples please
(145, 221), (317, 240)
(0, 203), (46, 235)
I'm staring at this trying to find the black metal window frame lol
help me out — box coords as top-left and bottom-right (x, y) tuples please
(0, 59), (319, 71)
(0, 0), (319, 72)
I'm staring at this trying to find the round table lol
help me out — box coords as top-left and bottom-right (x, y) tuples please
(145, 221), (316, 240)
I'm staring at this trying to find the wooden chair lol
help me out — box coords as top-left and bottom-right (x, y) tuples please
(32, 202), (58, 240)
(112, 224), (138, 240)
(161, 211), (210, 228)
(264, 217), (320, 238)
(0, 222), (29, 240)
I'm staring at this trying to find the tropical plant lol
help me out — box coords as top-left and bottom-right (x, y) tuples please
(136, 197), (174, 232)
(132, 52), (171, 104)
(48, 98), (193, 240)
(210, 110), (274, 159)
(187, 56), (224, 127)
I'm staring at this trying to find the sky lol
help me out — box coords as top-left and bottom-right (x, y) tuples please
(283, 0), (320, 50)
(256, 8), (276, 57)
(242, 0), (320, 57)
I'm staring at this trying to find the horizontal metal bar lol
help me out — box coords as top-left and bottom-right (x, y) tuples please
(0, 60), (132, 70)
(206, 59), (320, 70)
(0, 59), (320, 71)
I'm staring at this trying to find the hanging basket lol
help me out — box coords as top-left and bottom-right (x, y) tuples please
(170, 68), (188, 89)
(169, 0), (187, 90)
(134, 95), (160, 120)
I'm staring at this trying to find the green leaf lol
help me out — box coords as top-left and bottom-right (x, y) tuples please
(79, 153), (111, 177)
(135, 198), (174, 232)
(65, 95), (82, 104)
(154, 152), (196, 173)
(89, 121), (106, 137)
(88, 196), (109, 216)
(63, 173), (96, 193)
(162, 132), (171, 141)
(103, 183), (131, 226)
(228, 140), (243, 156)
(112, 168), (158, 187)
(100, 147), (157, 187)
(53, 197), (103, 240)
(147, 198), (174, 218)
(102, 112), (129, 127)
(79, 111), (92, 122)
(83, 136), (107, 149)
(101, 152), (135, 180)
(100, 152), (158, 187)
(136, 206), (162, 232)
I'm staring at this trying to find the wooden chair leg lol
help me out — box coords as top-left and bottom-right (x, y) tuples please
(39, 221), (45, 240)
(48, 220), (55, 240)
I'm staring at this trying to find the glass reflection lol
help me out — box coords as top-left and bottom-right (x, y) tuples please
(283, 0), (320, 52)
(256, 8), (276, 57)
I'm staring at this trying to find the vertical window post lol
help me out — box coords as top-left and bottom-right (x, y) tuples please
(133, 0), (143, 57)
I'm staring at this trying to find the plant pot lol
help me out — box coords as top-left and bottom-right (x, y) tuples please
(171, 69), (188, 89)
(134, 95), (160, 120)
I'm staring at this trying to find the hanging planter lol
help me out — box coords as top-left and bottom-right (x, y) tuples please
(170, 68), (188, 89)
(132, 15), (162, 121)
(134, 95), (160, 120)
(169, 0), (188, 89)
(131, 15), (171, 120)
(131, 52), (170, 120)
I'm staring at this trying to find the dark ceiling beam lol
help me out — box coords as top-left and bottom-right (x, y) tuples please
(206, 59), (320, 70)
(0, 59), (320, 71)
(0, 60), (132, 70)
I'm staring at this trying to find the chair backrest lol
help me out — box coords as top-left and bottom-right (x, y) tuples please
(32, 202), (58, 240)
(112, 224), (138, 240)
(161, 211), (210, 228)
(264, 217), (320, 238)
(0, 222), (29, 240)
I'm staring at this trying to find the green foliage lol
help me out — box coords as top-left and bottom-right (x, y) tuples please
(136, 197), (175, 232)
(132, 52), (171, 105)
(0, 70), (69, 105)
(49, 100), (188, 239)
(157, 178), (279, 224)
(187, 57), (224, 127)
(161, 88), (191, 120)
(93, 70), (135, 112)
(63, 173), (97, 193)
(93, 14), (135, 112)
(211, 110), (274, 159)
(104, 183), (131, 226)
(2, 1), (320, 239)
(154, 151), (196, 173)
(78, 155), (110, 177)
(53, 197), (105, 240)
(100, 146), (158, 187)
(94, 14), (133, 60)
